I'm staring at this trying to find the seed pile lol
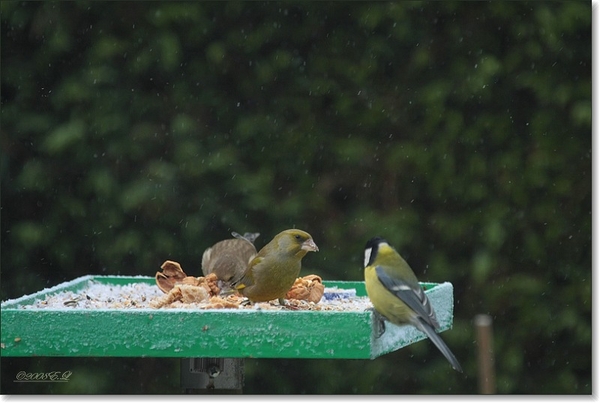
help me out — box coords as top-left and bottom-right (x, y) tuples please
(17, 280), (373, 312)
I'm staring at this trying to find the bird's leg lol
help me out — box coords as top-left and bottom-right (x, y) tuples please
(240, 298), (253, 306)
(277, 298), (300, 310)
(367, 308), (387, 338)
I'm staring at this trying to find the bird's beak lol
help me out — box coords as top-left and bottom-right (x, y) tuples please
(301, 238), (319, 252)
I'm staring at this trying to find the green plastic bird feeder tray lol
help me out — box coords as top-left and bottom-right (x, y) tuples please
(1, 275), (457, 360)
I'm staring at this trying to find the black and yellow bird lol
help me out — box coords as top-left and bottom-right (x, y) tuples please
(363, 236), (463, 372)
(201, 232), (260, 284)
(233, 229), (318, 304)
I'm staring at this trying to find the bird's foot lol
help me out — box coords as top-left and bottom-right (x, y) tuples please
(240, 298), (253, 306)
(366, 308), (387, 338)
(275, 298), (300, 310)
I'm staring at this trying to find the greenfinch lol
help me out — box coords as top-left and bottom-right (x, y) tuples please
(201, 232), (260, 284)
(233, 229), (319, 304)
(364, 237), (463, 372)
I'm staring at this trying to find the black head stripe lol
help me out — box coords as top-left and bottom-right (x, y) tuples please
(364, 237), (387, 267)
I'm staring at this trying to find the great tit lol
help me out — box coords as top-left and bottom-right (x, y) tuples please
(364, 236), (463, 372)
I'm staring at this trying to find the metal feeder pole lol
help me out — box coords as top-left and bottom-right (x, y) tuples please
(181, 357), (244, 394)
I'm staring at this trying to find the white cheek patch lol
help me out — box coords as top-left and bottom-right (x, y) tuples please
(364, 247), (372, 267)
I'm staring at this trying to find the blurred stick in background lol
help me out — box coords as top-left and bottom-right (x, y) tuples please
(475, 314), (496, 394)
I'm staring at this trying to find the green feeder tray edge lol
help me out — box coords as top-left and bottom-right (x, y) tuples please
(1, 275), (456, 360)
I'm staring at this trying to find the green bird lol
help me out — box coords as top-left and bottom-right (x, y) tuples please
(233, 229), (319, 304)
(363, 236), (463, 372)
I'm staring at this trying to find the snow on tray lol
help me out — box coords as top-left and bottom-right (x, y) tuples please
(17, 280), (373, 312)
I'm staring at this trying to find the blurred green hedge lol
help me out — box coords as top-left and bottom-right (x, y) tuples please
(1, 1), (590, 394)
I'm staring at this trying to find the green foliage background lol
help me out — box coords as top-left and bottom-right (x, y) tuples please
(1, 1), (591, 394)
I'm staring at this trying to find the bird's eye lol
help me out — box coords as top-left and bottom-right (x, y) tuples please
(295, 234), (301, 240)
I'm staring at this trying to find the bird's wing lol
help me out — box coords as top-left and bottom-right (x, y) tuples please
(248, 255), (264, 267)
(375, 265), (440, 329)
(233, 255), (264, 290)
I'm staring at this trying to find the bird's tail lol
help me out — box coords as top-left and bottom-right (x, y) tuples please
(417, 318), (463, 373)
